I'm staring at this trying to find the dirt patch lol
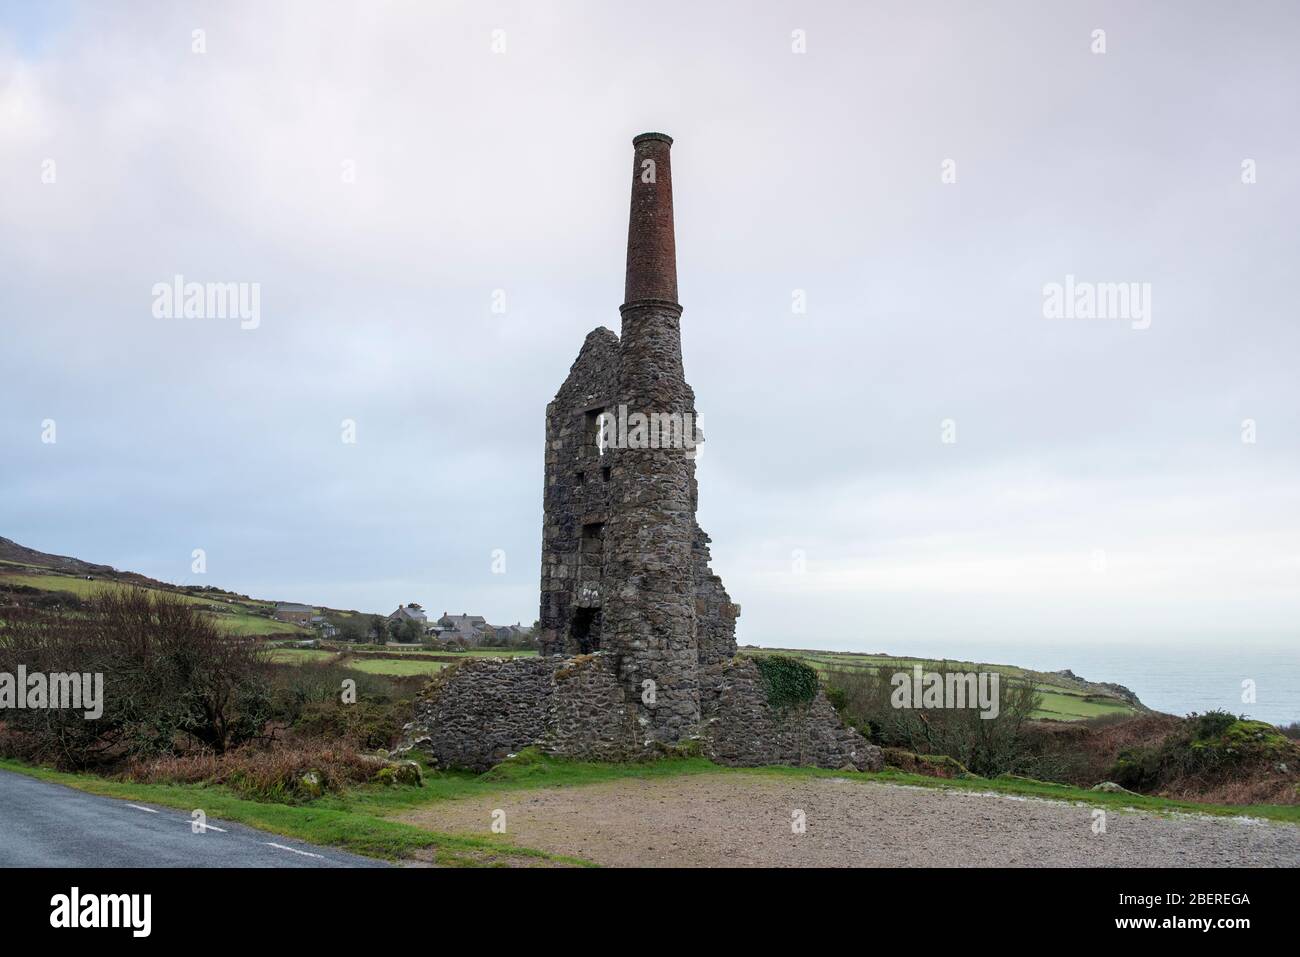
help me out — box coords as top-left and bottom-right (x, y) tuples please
(395, 772), (1300, 867)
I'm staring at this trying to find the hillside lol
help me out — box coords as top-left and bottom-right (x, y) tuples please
(741, 647), (1148, 721)
(0, 536), (318, 638)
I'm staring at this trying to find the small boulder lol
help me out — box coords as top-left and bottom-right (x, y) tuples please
(299, 771), (324, 798)
(393, 760), (423, 787)
(1091, 781), (1138, 795)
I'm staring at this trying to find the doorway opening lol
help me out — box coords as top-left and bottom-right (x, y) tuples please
(570, 607), (601, 654)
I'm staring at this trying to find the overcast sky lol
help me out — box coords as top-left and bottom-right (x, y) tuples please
(2, 1), (1297, 653)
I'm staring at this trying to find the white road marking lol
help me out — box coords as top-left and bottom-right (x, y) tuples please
(129, 801), (227, 832)
(265, 842), (324, 859)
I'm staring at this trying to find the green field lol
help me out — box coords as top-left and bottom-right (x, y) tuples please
(1033, 689), (1133, 720)
(346, 658), (447, 676)
(0, 558), (52, 570)
(2, 572), (211, 603)
(336, 644), (537, 658)
(743, 647), (1142, 722)
(0, 570), (311, 638)
(267, 648), (336, 664)
(265, 650), (448, 675)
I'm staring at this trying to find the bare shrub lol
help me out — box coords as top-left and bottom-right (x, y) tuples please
(824, 664), (1040, 777)
(0, 589), (271, 767)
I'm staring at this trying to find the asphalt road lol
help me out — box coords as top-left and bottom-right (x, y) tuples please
(0, 769), (388, 868)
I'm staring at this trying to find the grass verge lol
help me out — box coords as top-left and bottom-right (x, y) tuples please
(0, 757), (590, 867)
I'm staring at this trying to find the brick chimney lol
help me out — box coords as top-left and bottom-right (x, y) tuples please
(623, 132), (677, 306)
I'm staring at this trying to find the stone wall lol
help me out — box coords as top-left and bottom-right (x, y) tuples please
(538, 328), (621, 658)
(699, 658), (882, 771)
(544, 653), (643, 760)
(407, 657), (557, 772)
(406, 652), (880, 773)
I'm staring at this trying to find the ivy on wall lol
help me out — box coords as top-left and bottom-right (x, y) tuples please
(754, 654), (819, 709)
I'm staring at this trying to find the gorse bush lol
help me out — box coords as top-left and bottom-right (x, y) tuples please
(1108, 710), (1298, 794)
(1191, 709), (1239, 741)
(263, 660), (417, 749)
(266, 660), (395, 722)
(290, 700), (409, 750)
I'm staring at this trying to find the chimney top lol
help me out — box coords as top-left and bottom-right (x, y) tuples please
(623, 132), (678, 305)
(632, 131), (673, 146)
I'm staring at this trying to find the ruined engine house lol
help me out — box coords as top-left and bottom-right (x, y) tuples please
(538, 132), (739, 744)
(405, 134), (877, 774)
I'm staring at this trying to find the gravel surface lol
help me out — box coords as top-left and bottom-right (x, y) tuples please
(397, 772), (1300, 867)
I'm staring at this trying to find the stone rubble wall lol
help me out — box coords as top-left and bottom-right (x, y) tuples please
(539, 328), (621, 657)
(693, 529), (739, 669)
(407, 653), (879, 773)
(544, 653), (644, 760)
(699, 658), (882, 771)
(407, 657), (557, 773)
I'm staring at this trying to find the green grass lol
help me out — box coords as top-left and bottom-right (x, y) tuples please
(1033, 689), (1133, 720)
(456, 648), (538, 657)
(0, 558), (53, 570)
(219, 614), (310, 637)
(264, 650), (451, 674)
(267, 648), (337, 664)
(338, 645), (537, 657)
(1, 572), (193, 602)
(345, 658), (447, 676)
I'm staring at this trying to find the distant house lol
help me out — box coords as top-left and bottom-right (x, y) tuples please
(273, 602), (314, 626)
(387, 604), (427, 625)
(432, 612), (487, 644)
(489, 623), (531, 644)
(310, 615), (338, 639)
